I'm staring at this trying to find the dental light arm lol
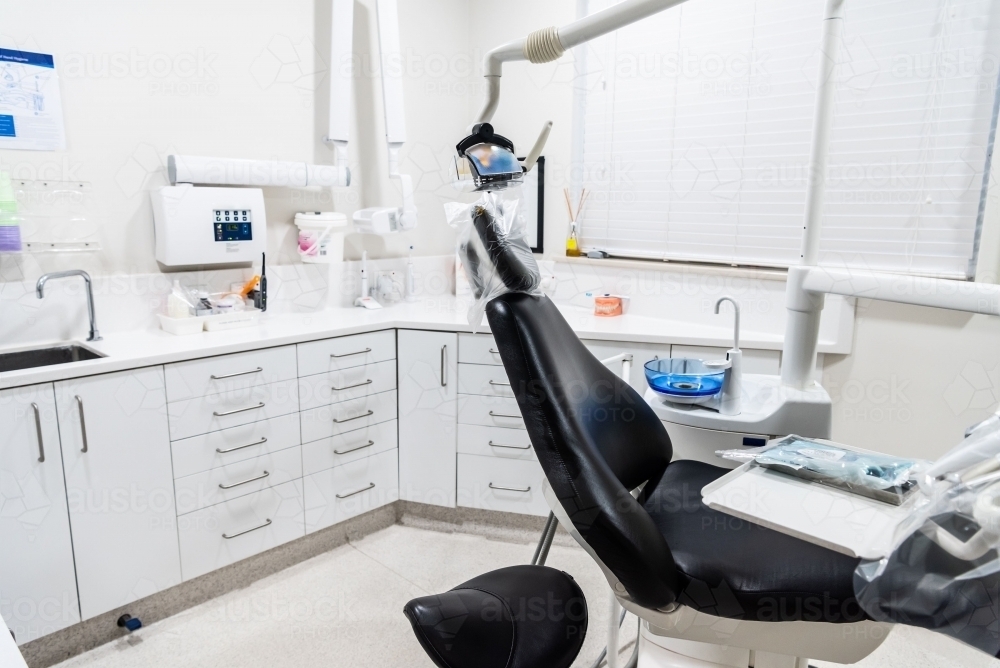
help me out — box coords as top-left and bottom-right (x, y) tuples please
(354, 0), (417, 233)
(474, 0), (691, 124)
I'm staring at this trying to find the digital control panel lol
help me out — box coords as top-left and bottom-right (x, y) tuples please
(214, 209), (253, 242)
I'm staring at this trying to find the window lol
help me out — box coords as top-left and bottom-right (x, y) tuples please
(572, 0), (1000, 278)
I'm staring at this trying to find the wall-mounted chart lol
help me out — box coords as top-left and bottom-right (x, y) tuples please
(0, 48), (66, 151)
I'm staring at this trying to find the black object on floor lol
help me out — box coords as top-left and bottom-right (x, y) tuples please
(403, 565), (588, 668)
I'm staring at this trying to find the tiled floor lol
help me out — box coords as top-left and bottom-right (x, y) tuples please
(52, 524), (998, 668)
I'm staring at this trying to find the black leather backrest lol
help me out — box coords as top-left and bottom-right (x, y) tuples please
(486, 293), (681, 610)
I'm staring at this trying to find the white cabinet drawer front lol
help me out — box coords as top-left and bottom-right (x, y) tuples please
(297, 330), (396, 378)
(300, 390), (397, 443)
(165, 346), (297, 403)
(457, 394), (525, 430)
(302, 419), (398, 477)
(458, 333), (502, 366)
(171, 413), (301, 479)
(298, 359), (397, 412)
(457, 424), (535, 461)
(178, 479), (304, 581)
(457, 364), (514, 398)
(457, 454), (548, 517)
(168, 379), (299, 441)
(175, 446), (303, 515)
(304, 449), (398, 533)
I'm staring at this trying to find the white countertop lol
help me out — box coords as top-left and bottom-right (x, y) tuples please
(0, 298), (798, 390)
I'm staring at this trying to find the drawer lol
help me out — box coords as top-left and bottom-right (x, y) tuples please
(168, 379), (299, 441)
(665, 421), (768, 469)
(165, 345), (297, 403)
(457, 424), (535, 461)
(171, 413), (301, 479)
(300, 390), (397, 443)
(457, 394), (524, 430)
(175, 445), (303, 515)
(303, 419), (398, 476)
(457, 454), (548, 517)
(178, 479), (304, 581)
(297, 330), (396, 377)
(304, 448), (399, 533)
(458, 333), (503, 366)
(457, 363), (514, 398)
(298, 359), (397, 411)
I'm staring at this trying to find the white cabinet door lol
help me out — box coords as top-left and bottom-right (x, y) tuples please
(0, 383), (79, 644)
(398, 330), (457, 507)
(56, 368), (182, 620)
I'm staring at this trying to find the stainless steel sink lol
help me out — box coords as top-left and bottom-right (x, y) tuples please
(0, 344), (105, 373)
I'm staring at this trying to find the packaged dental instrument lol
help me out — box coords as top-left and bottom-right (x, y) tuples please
(445, 189), (541, 330)
(718, 436), (924, 505)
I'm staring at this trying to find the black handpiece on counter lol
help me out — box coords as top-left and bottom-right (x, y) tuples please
(258, 252), (267, 312)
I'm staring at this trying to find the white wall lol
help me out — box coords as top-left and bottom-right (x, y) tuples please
(0, 0), (471, 282)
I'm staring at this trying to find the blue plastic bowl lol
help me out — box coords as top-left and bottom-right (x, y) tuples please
(644, 358), (724, 398)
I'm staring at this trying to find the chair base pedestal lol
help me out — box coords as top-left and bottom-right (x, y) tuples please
(639, 624), (808, 668)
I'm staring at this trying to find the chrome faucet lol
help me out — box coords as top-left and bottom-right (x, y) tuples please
(36, 270), (102, 341)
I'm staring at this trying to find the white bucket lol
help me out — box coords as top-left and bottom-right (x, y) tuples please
(295, 211), (347, 264)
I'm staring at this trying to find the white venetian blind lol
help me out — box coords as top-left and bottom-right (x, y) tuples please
(574, 0), (1000, 277)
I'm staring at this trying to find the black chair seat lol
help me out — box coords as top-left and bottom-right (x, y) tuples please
(403, 565), (588, 668)
(644, 459), (867, 623)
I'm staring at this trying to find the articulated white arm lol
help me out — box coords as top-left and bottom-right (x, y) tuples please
(474, 0), (691, 124)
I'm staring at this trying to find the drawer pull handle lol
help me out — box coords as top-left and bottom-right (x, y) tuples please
(488, 348), (500, 355)
(331, 379), (372, 392)
(210, 367), (263, 380)
(213, 402), (265, 417)
(222, 518), (272, 539)
(440, 345), (448, 387)
(489, 411), (521, 420)
(31, 402), (45, 463)
(216, 437), (268, 454)
(489, 380), (511, 387)
(331, 348), (372, 359)
(489, 440), (531, 450)
(334, 440), (375, 455)
(219, 470), (270, 489)
(332, 410), (374, 424)
(489, 482), (531, 493)
(336, 482), (375, 499)
(76, 396), (89, 453)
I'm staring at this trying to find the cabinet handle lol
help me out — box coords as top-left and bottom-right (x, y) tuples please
(75, 396), (89, 453)
(488, 348), (500, 355)
(219, 470), (270, 489)
(440, 345), (448, 387)
(334, 440), (374, 455)
(489, 411), (521, 420)
(489, 440), (531, 450)
(31, 402), (45, 463)
(332, 410), (374, 424)
(222, 518), (272, 539)
(210, 367), (262, 380)
(331, 379), (372, 392)
(336, 482), (375, 499)
(216, 437), (267, 454)
(489, 380), (510, 387)
(330, 348), (371, 359)
(213, 402), (265, 417)
(489, 482), (531, 493)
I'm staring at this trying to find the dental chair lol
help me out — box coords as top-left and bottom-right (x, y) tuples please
(405, 218), (890, 668)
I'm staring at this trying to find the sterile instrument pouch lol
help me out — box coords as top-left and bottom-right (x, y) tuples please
(853, 416), (1000, 657)
(445, 190), (542, 331)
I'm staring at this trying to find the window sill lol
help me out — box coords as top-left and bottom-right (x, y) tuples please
(547, 253), (790, 282)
